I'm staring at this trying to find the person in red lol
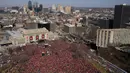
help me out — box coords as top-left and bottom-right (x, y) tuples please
(42, 51), (46, 56)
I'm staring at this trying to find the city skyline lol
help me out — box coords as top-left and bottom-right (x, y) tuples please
(0, 0), (130, 7)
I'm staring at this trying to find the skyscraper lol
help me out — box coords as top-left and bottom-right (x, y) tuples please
(56, 4), (65, 13)
(39, 4), (43, 12)
(33, 1), (39, 12)
(34, 1), (38, 8)
(57, 4), (61, 12)
(28, 0), (33, 10)
(113, 4), (130, 28)
(59, 5), (64, 13)
(23, 5), (27, 14)
(65, 6), (72, 14)
(52, 4), (57, 12)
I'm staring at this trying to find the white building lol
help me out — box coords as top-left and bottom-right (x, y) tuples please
(6, 31), (25, 45)
(18, 28), (49, 43)
(23, 5), (28, 14)
(4, 28), (59, 46)
(52, 4), (57, 11)
(10, 10), (18, 14)
(96, 29), (130, 48)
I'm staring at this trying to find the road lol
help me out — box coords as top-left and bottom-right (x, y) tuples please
(65, 33), (127, 73)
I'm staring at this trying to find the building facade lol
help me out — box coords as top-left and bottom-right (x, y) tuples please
(63, 24), (76, 34)
(23, 5), (28, 14)
(4, 28), (58, 46)
(96, 29), (130, 48)
(19, 28), (49, 43)
(39, 4), (43, 12)
(28, 0), (33, 10)
(6, 31), (25, 45)
(88, 17), (114, 29)
(65, 6), (72, 14)
(114, 4), (130, 28)
(52, 4), (57, 12)
(33, 1), (39, 12)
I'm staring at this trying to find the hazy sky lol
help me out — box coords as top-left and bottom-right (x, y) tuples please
(0, 0), (130, 7)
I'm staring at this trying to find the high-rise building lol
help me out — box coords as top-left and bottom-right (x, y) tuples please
(33, 1), (39, 12)
(65, 6), (72, 14)
(34, 2), (38, 8)
(52, 4), (57, 12)
(57, 4), (61, 12)
(56, 4), (65, 13)
(59, 5), (64, 13)
(114, 4), (130, 28)
(39, 4), (43, 12)
(28, 0), (33, 10)
(43, 8), (49, 13)
(23, 5), (28, 14)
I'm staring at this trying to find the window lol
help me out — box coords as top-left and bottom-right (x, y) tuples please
(26, 36), (28, 40)
(36, 35), (39, 40)
(30, 36), (33, 40)
(42, 34), (44, 39)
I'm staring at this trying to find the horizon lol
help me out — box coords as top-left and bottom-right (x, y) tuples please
(0, 5), (127, 8)
(0, 0), (130, 8)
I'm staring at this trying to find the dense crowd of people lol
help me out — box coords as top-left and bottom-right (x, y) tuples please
(22, 40), (100, 73)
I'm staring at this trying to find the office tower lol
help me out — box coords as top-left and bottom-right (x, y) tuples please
(57, 4), (65, 12)
(114, 4), (130, 28)
(43, 8), (49, 13)
(33, 1), (39, 12)
(28, 0), (33, 10)
(65, 6), (72, 14)
(59, 5), (64, 13)
(23, 5), (28, 14)
(39, 4), (43, 12)
(52, 4), (57, 12)
(57, 4), (61, 12)
(33, 2), (38, 8)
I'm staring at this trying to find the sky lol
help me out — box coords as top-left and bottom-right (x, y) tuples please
(0, 0), (130, 7)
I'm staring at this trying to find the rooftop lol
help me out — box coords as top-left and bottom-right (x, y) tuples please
(98, 28), (130, 31)
(6, 31), (23, 38)
(65, 24), (75, 27)
(18, 28), (49, 35)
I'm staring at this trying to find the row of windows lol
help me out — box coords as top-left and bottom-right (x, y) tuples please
(96, 30), (111, 47)
(26, 34), (45, 41)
